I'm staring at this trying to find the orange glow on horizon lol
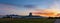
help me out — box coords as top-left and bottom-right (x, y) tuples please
(32, 9), (60, 17)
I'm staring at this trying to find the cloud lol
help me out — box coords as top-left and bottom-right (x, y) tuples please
(32, 0), (60, 17)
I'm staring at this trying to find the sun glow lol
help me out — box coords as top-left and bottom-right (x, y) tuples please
(33, 7), (60, 17)
(32, 9), (57, 17)
(32, 1), (60, 17)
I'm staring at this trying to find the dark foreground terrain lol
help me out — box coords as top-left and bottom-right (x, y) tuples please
(0, 18), (55, 23)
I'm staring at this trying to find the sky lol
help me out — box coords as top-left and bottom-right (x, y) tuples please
(0, 0), (60, 17)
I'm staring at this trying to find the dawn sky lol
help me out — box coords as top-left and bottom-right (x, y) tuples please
(0, 0), (60, 17)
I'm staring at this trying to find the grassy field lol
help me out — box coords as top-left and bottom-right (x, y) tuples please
(0, 18), (55, 23)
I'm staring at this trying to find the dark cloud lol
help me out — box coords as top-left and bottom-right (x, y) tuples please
(24, 5), (36, 8)
(0, 0), (23, 6)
